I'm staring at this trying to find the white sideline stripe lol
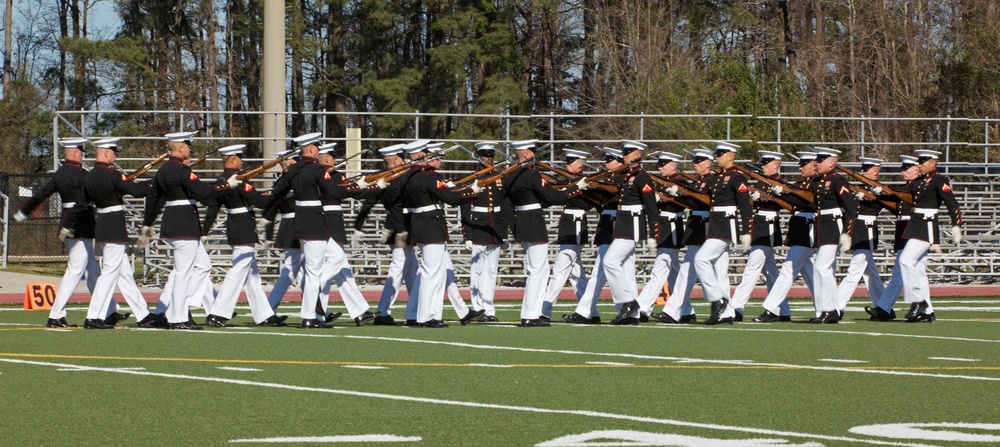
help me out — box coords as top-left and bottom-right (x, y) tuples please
(586, 361), (634, 366)
(632, 323), (1000, 344)
(0, 358), (938, 447)
(217, 367), (262, 372)
(230, 435), (421, 443)
(469, 364), (513, 368)
(342, 365), (386, 370)
(819, 359), (868, 364)
(927, 357), (979, 362)
(182, 330), (1000, 383)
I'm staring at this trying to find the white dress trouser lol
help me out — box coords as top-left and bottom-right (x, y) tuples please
(760, 246), (816, 315)
(269, 248), (303, 310)
(299, 240), (328, 320)
(165, 239), (212, 323)
(694, 238), (732, 305)
(573, 245), (607, 318)
(729, 245), (782, 314)
(812, 244), (840, 313)
(86, 243), (150, 321)
(375, 246), (417, 317)
(320, 238), (371, 319)
(638, 248), (679, 315)
(898, 239), (935, 311)
(414, 243), (447, 323)
(50, 238), (101, 320)
(604, 239), (639, 308)
(444, 252), (472, 319)
(874, 252), (933, 313)
(213, 246), (276, 323)
(658, 246), (702, 320)
(469, 244), (501, 316)
(541, 244), (588, 317)
(835, 249), (885, 311)
(520, 242), (551, 320)
(155, 268), (215, 317)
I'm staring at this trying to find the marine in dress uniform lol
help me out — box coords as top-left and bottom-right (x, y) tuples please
(143, 131), (238, 328)
(81, 139), (158, 329)
(867, 155), (922, 320)
(693, 141), (753, 325)
(754, 151), (819, 322)
(835, 157), (888, 314)
(201, 145), (287, 327)
(727, 150), (788, 320)
(650, 148), (716, 324)
(884, 150), (961, 323)
(806, 147), (858, 324)
(398, 141), (481, 327)
(504, 139), (587, 327)
(14, 138), (116, 328)
(636, 151), (688, 317)
(262, 151), (307, 311)
(539, 149), (594, 319)
(267, 133), (372, 328)
(461, 142), (508, 321)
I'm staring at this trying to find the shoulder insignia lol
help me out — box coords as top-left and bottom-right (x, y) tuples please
(541, 178), (547, 187)
(436, 179), (448, 189)
(737, 182), (748, 193)
(121, 173), (128, 182)
(189, 172), (199, 181)
(641, 184), (652, 194)
(839, 185), (850, 195)
(942, 183), (952, 193)
(324, 172), (331, 181)
(244, 183), (254, 193)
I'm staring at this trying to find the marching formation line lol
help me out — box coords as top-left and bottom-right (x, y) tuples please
(0, 357), (939, 447)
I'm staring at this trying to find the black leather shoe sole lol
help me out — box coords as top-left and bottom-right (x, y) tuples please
(84, 319), (114, 329)
(301, 319), (333, 329)
(460, 309), (484, 325)
(354, 312), (376, 326)
(650, 312), (679, 324)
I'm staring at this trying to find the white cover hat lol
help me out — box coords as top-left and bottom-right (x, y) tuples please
(218, 144), (246, 157)
(378, 144), (406, 157)
(165, 131), (197, 142)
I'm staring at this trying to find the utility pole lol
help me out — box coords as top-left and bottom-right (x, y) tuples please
(261, 0), (286, 161)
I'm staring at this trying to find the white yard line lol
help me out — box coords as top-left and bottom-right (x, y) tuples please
(217, 366), (263, 372)
(0, 357), (939, 447)
(927, 357), (980, 362)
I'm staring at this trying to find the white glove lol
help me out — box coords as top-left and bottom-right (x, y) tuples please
(351, 229), (364, 246)
(375, 178), (387, 189)
(464, 240), (474, 251)
(770, 185), (784, 196)
(853, 191), (866, 201)
(951, 225), (962, 244)
(500, 239), (510, 251)
(226, 174), (241, 188)
(749, 190), (761, 201)
(646, 238), (658, 255)
(355, 178), (369, 189)
(260, 240), (274, 251)
(664, 185), (680, 197)
(13, 210), (27, 222)
(469, 182), (483, 194)
(839, 233), (852, 253)
(871, 186), (883, 196)
(931, 244), (943, 254)
(381, 228), (393, 244)
(200, 235), (208, 245)
(446, 181), (456, 188)
(256, 219), (270, 234)
(137, 225), (155, 249)
(740, 234), (752, 252)
(575, 177), (591, 191)
(58, 228), (74, 241)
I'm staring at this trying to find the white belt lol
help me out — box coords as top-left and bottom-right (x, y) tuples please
(472, 206), (501, 213)
(913, 207), (938, 217)
(858, 214), (877, 224)
(322, 205), (343, 211)
(280, 212), (295, 219)
(900, 216), (911, 221)
(166, 199), (196, 207)
(563, 208), (586, 217)
(96, 205), (124, 214)
(404, 204), (441, 214)
(601, 210), (617, 217)
(711, 206), (738, 213)
(515, 203), (542, 211)
(691, 211), (709, 218)
(619, 204), (642, 212)
(757, 210), (777, 218)
(659, 211), (683, 219)
(227, 207), (250, 215)
(794, 211), (815, 219)
(295, 200), (322, 207)
(62, 202), (76, 209)
(819, 208), (843, 216)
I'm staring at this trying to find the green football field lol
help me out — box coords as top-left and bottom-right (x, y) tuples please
(2, 298), (999, 446)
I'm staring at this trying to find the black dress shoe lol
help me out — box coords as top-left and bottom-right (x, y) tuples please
(149, 313), (170, 328)
(301, 319), (333, 328)
(483, 315), (500, 323)
(905, 312), (936, 323)
(590, 316), (601, 324)
(58, 317), (79, 327)
(810, 311), (840, 324)
(373, 315), (396, 326)
(562, 313), (592, 324)
(650, 312), (680, 324)
(520, 318), (550, 327)
(779, 315), (793, 322)
(405, 319), (417, 327)
(733, 311), (744, 322)
(257, 314), (288, 326)
(104, 312), (131, 326)
(865, 306), (896, 321)
(46, 318), (70, 328)
(136, 313), (160, 328)
(417, 319), (448, 328)
(679, 314), (697, 323)
(324, 311), (343, 323)
(639, 313), (649, 323)
(610, 316), (639, 326)
(753, 310), (781, 323)
(354, 311), (376, 326)
(905, 301), (929, 320)
(460, 309), (483, 325)
(614, 300), (640, 323)
(539, 315), (551, 322)
(205, 314), (230, 327)
(704, 299), (732, 325)
(84, 318), (114, 329)
(169, 322), (203, 330)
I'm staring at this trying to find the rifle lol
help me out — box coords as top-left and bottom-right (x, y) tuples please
(552, 163), (629, 191)
(748, 184), (794, 212)
(128, 151), (170, 180)
(237, 150), (299, 181)
(655, 191), (688, 209)
(355, 144), (464, 183)
(836, 165), (913, 205)
(735, 163), (814, 203)
(452, 158), (514, 186)
(844, 181), (900, 213)
(475, 148), (552, 188)
(649, 174), (711, 206)
(536, 161), (582, 181)
(327, 149), (370, 173)
(187, 147), (221, 170)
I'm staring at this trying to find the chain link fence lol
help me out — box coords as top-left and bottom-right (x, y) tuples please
(0, 173), (70, 262)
